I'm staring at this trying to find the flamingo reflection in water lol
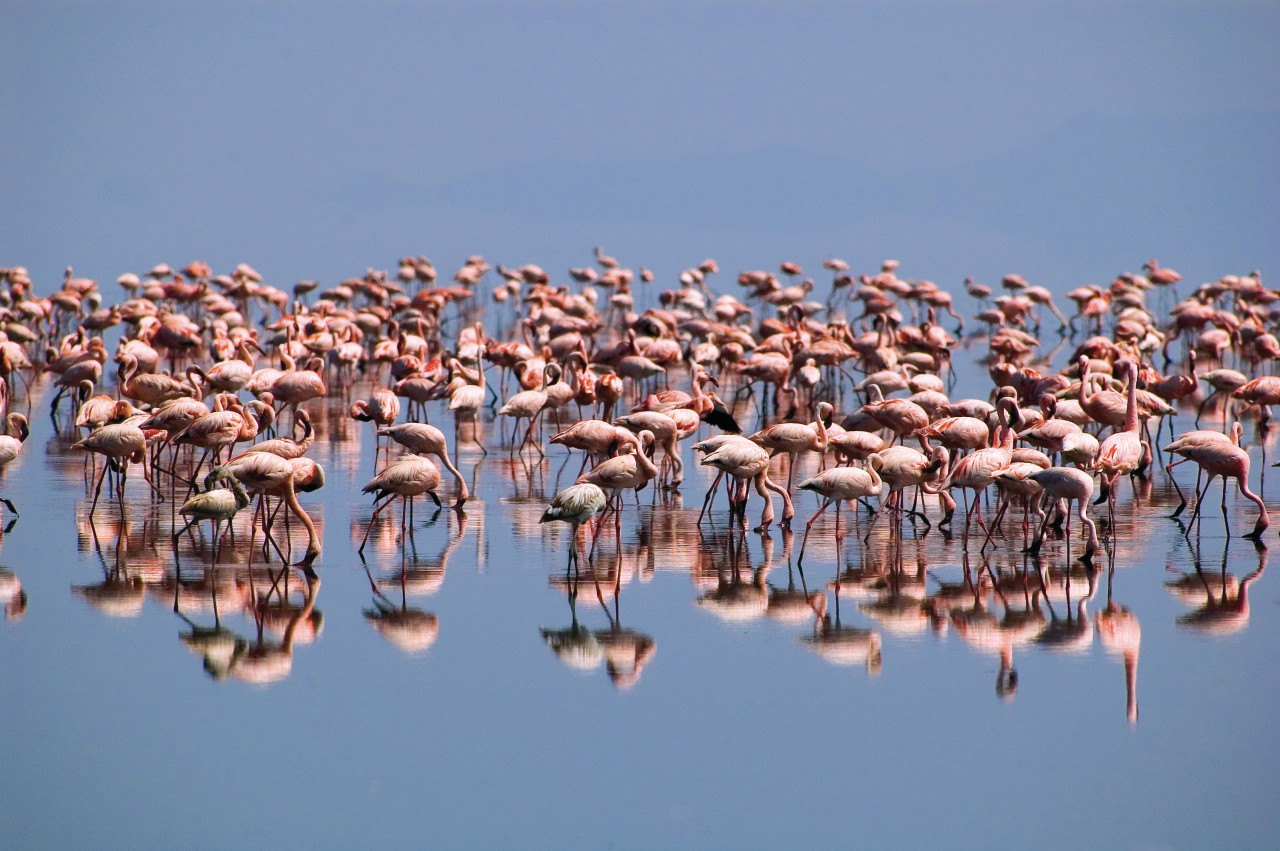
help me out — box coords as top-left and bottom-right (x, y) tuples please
(363, 513), (470, 654)
(1034, 563), (1098, 655)
(228, 571), (322, 685)
(541, 561), (656, 690)
(802, 536), (882, 675)
(950, 556), (1049, 700)
(1096, 553), (1141, 723)
(1172, 540), (1267, 637)
(171, 573), (251, 681)
(0, 568), (26, 621)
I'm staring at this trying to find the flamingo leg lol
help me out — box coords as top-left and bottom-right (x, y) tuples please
(358, 494), (396, 556)
(797, 497), (831, 563)
(698, 470), (724, 526)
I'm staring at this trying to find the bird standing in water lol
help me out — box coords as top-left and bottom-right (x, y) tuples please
(175, 470), (251, 568)
(541, 482), (607, 573)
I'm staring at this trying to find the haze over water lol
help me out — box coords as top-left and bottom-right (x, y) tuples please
(3, 3), (1279, 849)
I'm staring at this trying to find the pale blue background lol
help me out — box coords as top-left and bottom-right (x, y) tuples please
(2, 3), (1279, 850)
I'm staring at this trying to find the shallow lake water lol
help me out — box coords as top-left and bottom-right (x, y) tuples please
(1, 325), (1278, 851)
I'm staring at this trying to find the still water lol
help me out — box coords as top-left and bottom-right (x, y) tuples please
(1, 332), (1277, 850)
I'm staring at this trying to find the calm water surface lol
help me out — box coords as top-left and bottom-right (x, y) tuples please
(1, 331), (1278, 851)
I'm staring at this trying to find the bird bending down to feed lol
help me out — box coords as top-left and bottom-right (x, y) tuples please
(358, 454), (443, 556)
(174, 470), (251, 568)
(541, 482), (607, 573)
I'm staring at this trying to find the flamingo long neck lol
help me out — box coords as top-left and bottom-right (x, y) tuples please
(813, 413), (828, 451)
(283, 482), (321, 561)
(119, 354), (139, 391)
(1123, 363), (1138, 433)
(636, 447), (658, 479)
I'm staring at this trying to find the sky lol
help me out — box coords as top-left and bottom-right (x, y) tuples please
(2, 1), (1277, 301)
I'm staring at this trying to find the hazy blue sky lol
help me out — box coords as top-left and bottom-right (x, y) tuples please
(3, 1), (1277, 299)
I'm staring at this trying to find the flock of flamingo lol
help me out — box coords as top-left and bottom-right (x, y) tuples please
(0, 251), (1270, 691)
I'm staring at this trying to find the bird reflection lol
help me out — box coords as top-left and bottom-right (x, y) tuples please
(174, 573), (249, 681)
(800, 609), (882, 672)
(951, 557), (1048, 700)
(229, 569), (321, 684)
(0, 567), (26, 620)
(1173, 540), (1266, 636)
(361, 513), (468, 654)
(695, 527), (770, 623)
(767, 530), (828, 625)
(541, 576), (604, 672)
(1096, 553), (1141, 723)
(542, 540), (656, 689)
(71, 523), (148, 618)
(1034, 563), (1098, 655)
(796, 528), (881, 672)
(363, 563), (440, 655)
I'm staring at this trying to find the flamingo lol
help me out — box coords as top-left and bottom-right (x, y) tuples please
(173, 397), (268, 487)
(1196, 367), (1247, 426)
(351, 388), (402, 463)
(1163, 423), (1239, 517)
(209, 452), (321, 565)
(174, 471), (251, 567)
(191, 338), (262, 394)
(1176, 441), (1268, 539)
(116, 351), (195, 407)
(540, 482), (608, 572)
(376, 423), (469, 506)
(448, 341), (487, 454)
(1092, 360), (1148, 516)
(1232, 375), (1280, 426)
(796, 454), (884, 559)
(1026, 466), (1099, 560)
(615, 409), (682, 487)
(874, 444), (948, 530)
(0, 413), (28, 516)
(577, 432), (659, 513)
(73, 421), (154, 517)
(270, 350), (327, 426)
(498, 369), (550, 454)
(937, 397), (1017, 533)
(862, 386), (930, 445)
(698, 435), (794, 534)
(915, 416), (989, 456)
(245, 409), (315, 459)
(748, 402), (829, 491)
(987, 462), (1046, 546)
(358, 454), (443, 556)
